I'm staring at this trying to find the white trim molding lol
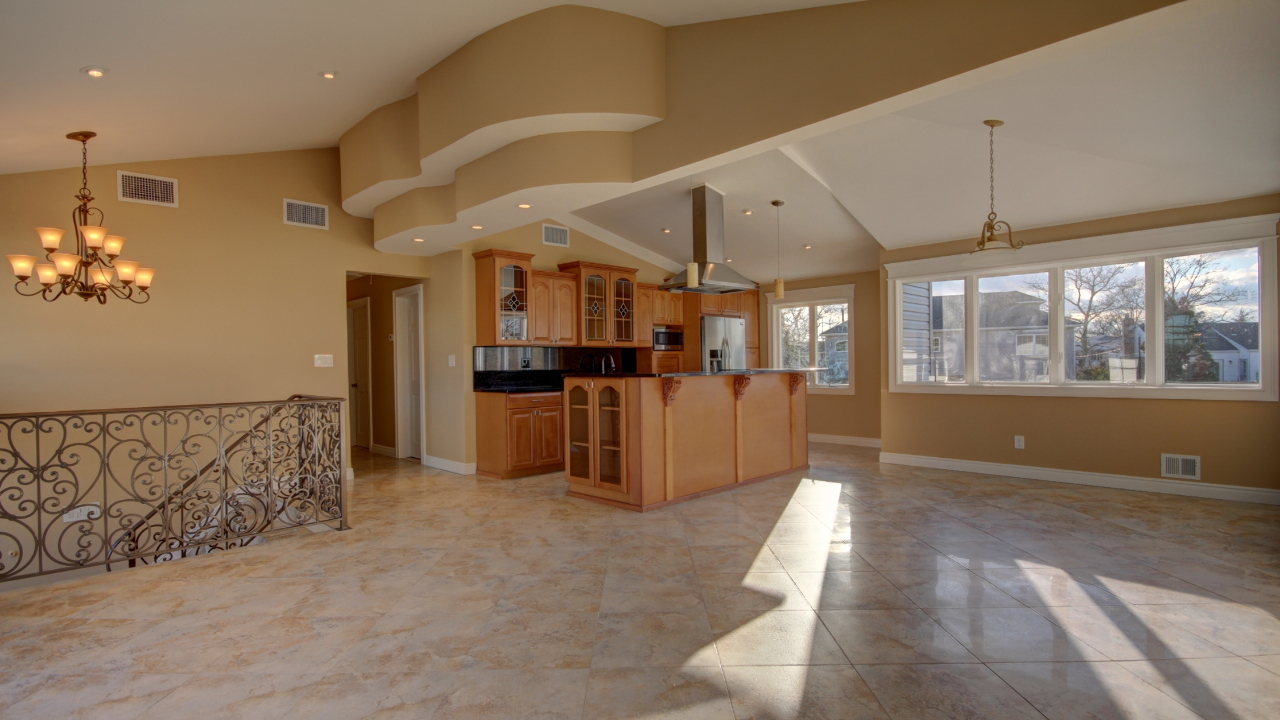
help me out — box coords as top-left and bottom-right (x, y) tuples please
(371, 443), (398, 458)
(879, 452), (1280, 506)
(810, 433), (882, 448)
(422, 455), (477, 476)
(886, 214), (1279, 402)
(766, 283), (856, 395)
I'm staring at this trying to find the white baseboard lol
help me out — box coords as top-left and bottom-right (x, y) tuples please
(345, 468), (354, 482)
(423, 455), (477, 476)
(810, 433), (882, 448)
(878, 452), (1280, 506)
(371, 444), (397, 458)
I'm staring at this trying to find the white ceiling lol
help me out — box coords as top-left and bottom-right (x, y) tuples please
(0, 0), (852, 175)
(785, 0), (1280, 249)
(572, 150), (881, 282)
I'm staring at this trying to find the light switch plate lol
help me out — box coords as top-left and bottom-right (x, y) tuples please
(1014, 435), (1025, 449)
(314, 354), (334, 367)
(448, 354), (456, 367)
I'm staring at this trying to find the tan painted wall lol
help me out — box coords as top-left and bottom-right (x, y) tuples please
(0, 149), (431, 416)
(879, 195), (1280, 489)
(758, 271), (882, 442)
(346, 274), (422, 450)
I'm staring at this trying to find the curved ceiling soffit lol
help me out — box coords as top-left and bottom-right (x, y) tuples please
(373, 131), (638, 257)
(340, 5), (665, 219)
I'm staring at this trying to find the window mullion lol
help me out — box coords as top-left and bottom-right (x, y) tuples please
(1146, 255), (1164, 386)
(965, 276), (978, 385)
(808, 304), (817, 383)
(1049, 267), (1065, 385)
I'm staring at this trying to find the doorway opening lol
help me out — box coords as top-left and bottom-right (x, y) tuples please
(346, 273), (427, 461)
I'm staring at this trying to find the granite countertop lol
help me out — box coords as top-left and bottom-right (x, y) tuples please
(563, 368), (821, 379)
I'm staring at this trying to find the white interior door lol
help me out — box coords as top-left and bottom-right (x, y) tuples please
(347, 300), (372, 449)
(407, 296), (422, 459)
(395, 289), (424, 460)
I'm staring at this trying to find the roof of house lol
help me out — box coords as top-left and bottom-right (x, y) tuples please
(820, 322), (849, 336)
(933, 291), (1051, 331)
(1203, 322), (1259, 351)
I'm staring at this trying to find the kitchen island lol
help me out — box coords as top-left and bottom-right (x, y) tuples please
(562, 369), (813, 511)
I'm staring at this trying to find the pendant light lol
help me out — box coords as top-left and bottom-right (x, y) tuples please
(772, 199), (785, 299)
(972, 119), (1022, 253)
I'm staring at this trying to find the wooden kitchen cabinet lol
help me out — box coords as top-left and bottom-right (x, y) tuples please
(654, 352), (681, 373)
(636, 284), (656, 347)
(652, 289), (684, 327)
(564, 377), (627, 493)
(719, 291), (744, 317)
(742, 290), (760, 348)
(699, 293), (721, 316)
(530, 270), (578, 345)
(558, 261), (639, 347)
(477, 391), (565, 479)
(473, 249), (534, 346)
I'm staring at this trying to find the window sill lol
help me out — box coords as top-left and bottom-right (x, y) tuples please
(889, 381), (1275, 402)
(808, 385), (855, 396)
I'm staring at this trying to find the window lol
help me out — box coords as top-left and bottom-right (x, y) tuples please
(769, 284), (855, 393)
(888, 219), (1276, 401)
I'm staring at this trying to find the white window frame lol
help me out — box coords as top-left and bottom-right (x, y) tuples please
(886, 215), (1278, 401)
(765, 284), (855, 395)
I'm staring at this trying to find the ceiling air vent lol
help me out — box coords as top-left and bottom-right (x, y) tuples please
(1161, 454), (1200, 481)
(118, 171), (178, 207)
(284, 199), (328, 230)
(543, 223), (570, 248)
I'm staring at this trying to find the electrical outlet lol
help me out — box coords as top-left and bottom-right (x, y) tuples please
(314, 354), (334, 367)
(448, 354), (456, 367)
(520, 357), (531, 369)
(1014, 435), (1025, 449)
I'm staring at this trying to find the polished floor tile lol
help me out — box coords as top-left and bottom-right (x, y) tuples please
(2, 443), (1277, 719)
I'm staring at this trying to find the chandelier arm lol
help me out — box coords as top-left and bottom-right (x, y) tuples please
(128, 289), (151, 305)
(14, 279), (47, 297)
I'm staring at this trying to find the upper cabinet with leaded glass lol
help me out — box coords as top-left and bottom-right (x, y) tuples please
(473, 249), (535, 346)
(558, 261), (639, 347)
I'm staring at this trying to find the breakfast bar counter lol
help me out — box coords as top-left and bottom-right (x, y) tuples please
(561, 369), (813, 511)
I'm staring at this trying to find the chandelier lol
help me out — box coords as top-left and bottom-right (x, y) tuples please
(7, 132), (155, 304)
(972, 119), (1022, 253)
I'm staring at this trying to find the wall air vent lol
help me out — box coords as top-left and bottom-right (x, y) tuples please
(1161, 454), (1200, 481)
(542, 223), (570, 247)
(284, 199), (328, 230)
(118, 171), (178, 207)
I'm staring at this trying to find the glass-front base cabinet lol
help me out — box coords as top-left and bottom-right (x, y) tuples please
(565, 377), (626, 493)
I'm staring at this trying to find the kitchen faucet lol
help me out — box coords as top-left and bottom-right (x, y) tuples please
(601, 354), (616, 374)
(577, 354), (596, 373)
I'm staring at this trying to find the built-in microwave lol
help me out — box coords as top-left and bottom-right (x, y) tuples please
(653, 329), (684, 351)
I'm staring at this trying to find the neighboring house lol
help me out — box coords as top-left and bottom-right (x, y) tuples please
(901, 285), (1076, 382)
(817, 321), (851, 385)
(1203, 322), (1261, 383)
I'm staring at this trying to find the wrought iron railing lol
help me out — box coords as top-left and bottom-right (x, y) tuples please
(0, 395), (347, 582)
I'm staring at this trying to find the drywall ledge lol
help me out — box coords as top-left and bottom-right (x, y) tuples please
(423, 455), (478, 476)
(810, 434), (882, 448)
(879, 452), (1280, 505)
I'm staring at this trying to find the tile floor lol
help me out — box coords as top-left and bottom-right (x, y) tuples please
(1, 444), (1279, 719)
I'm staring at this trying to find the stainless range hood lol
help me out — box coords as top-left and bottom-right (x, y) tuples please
(659, 184), (757, 295)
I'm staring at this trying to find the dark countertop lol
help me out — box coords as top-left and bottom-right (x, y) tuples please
(563, 368), (822, 379)
(475, 386), (564, 394)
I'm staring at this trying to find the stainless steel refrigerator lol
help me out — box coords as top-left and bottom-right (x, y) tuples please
(701, 316), (746, 372)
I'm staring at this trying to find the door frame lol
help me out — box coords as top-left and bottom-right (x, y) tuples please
(346, 297), (374, 450)
(392, 284), (427, 462)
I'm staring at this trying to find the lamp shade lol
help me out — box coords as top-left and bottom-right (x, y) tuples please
(686, 262), (699, 289)
(114, 260), (139, 284)
(774, 278), (785, 300)
(89, 267), (115, 286)
(7, 254), (37, 278)
(103, 235), (126, 257)
(35, 227), (65, 251)
(50, 253), (81, 277)
(78, 225), (108, 249)
(34, 264), (58, 286)
(135, 267), (156, 289)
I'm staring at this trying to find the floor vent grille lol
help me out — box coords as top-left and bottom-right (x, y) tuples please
(543, 223), (570, 247)
(1161, 454), (1201, 480)
(118, 171), (178, 207)
(284, 199), (328, 229)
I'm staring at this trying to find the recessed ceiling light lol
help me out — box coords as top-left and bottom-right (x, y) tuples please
(413, 238), (424, 243)
(319, 71), (337, 79)
(516, 203), (531, 209)
(726, 258), (733, 263)
(80, 66), (108, 77)
(804, 245), (812, 249)
(742, 209), (753, 215)
(472, 225), (483, 230)
(662, 228), (671, 233)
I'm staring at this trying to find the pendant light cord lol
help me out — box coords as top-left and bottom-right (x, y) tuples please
(989, 124), (996, 219)
(776, 203), (782, 278)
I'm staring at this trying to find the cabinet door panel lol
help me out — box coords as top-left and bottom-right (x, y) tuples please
(742, 290), (760, 348)
(582, 273), (609, 346)
(636, 287), (654, 347)
(699, 293), (721, 316)
(530, 273), (553, 344)
(499, 262), (532, 343)
(670, 292), (684, 326)
(507, 408), (536, 470)
(612, 273), (637, 345)
(565, 381), (593, 485)
(535, 407), (563, 466)
(655, 353), (681, 373)
(720, 292), (743, 317)
(594, 379), (626, 491)
(746, 347), (760, 369)
(553, 277), (578, 345)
